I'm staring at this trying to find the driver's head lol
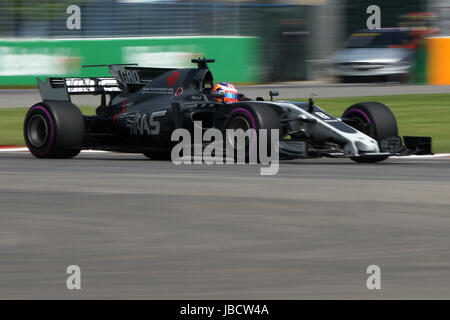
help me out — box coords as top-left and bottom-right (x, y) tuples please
(211, 82), (239, 103)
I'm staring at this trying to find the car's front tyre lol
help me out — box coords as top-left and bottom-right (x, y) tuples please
(342, 102), (398, 163)
(224, 103), (280, 163)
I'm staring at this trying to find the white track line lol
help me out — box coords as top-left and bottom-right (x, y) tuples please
(391, 153), (450, 159)
(0, 147), (110, 153)
(0, 147), (29, 152)
(0, 147), (449, 159)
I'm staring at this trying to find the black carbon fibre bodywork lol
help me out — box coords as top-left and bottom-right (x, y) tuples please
(34, 59), (431, 159)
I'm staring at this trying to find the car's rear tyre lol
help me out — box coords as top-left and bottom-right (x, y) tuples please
(224, 103), (280, 163)
(342, 102), (398, 163)
(24, 101), (85, 158)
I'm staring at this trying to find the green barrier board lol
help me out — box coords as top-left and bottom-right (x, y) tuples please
(0, 36), (261, 85)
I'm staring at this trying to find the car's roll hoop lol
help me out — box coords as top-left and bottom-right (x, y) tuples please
(191, 58), (215, 69)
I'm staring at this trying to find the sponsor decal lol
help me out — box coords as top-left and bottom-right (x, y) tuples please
(122, 47), (201, 69)
(190, 95), (203, 101)
(175, 87), (184, 96)
(142, 87), (175, 95)
(120, 110), (167, 135)
(117, 69), (141, 84)
(315, 111), (331, 120)
(0, 47), (81, 76)
(167, 71), (179, 86)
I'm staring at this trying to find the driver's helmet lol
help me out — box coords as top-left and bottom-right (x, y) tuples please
(211, 82), (239, 103)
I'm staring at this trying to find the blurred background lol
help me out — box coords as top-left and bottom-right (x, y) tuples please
(0, 0), (449, 85)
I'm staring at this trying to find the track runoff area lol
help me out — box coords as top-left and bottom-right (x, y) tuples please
(1, 87), (450, 299)
(1, 145), (450, 299)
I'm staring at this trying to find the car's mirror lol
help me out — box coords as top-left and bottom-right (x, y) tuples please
(269, 90), (279, 101)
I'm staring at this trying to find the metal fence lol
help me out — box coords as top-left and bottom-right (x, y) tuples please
(0, 1), (258, 38)
(0, 1), (340, 81)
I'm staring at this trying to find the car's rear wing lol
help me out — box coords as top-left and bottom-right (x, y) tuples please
(37, 77), (121, 103)
(37, 63), (177, 103)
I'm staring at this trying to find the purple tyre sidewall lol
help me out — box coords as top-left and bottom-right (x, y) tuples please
(226, 107), (258, 158)
(343, 108), (371, 124)
(26, 105), (55, 156)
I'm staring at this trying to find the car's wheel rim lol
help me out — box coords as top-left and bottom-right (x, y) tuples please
(354, 117), (374, 137)
(344, 110), (374, 137)
(27, 114), (49, 148)
(227, 115), (251, 151)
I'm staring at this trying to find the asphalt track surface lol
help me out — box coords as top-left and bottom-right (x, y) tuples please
(1, 83), (450, 108)
(0, 151), (449, 299)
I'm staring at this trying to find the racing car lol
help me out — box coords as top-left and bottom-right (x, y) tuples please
(24, 58), (431, 162)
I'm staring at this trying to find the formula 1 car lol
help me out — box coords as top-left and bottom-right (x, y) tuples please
(24, 58), (431, 162)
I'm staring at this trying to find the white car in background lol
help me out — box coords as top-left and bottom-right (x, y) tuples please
(331, 28), (415, 83)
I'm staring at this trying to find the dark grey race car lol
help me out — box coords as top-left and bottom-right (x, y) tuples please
(24, 58), (431, 162)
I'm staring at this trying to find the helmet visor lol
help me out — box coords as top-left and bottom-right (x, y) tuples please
(224, 92), (237, 100)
